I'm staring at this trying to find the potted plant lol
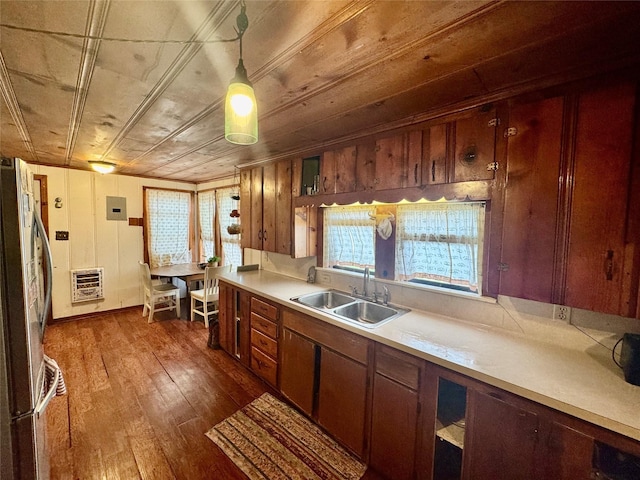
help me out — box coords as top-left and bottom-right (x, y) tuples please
(207, 255), (220, 267)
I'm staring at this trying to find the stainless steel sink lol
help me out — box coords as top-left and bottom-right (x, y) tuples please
(332, 301), (403, 326)
(295, 290), (355, 309)
(291, 290), (408, 328)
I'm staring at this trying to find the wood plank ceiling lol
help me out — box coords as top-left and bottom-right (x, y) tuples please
(1, 0), (640, 183)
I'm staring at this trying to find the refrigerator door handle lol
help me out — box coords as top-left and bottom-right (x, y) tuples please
(33, 210), (53, 336)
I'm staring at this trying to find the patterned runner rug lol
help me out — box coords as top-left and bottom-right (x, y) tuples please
(206, 393), (367, 480)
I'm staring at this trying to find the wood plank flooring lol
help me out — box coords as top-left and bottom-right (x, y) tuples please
(44, 307), (384, 480)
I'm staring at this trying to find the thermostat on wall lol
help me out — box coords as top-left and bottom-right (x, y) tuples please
(106, 196), (127, 220)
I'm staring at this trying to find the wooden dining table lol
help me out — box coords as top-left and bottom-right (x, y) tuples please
(149, 262), (205, 286)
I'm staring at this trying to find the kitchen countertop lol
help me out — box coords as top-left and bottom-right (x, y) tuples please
(220, 269), (640, 443)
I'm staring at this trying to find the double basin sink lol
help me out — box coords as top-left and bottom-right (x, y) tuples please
(291, 289), (409, 328)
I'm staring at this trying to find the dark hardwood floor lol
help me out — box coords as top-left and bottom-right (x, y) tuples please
(44, 307), (384, 480)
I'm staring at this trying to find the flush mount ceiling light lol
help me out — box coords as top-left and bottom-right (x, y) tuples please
(225, 1), (258, 145)
(89, 160), (116, 174)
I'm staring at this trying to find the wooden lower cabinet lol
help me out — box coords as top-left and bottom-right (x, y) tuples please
(317, 348), (368, 457)
(369, 344), (424, 480)
(249, 296), (280, 387)
(280, 328), (316, 416)
(224, 287), (640, 480)
(465, 391), (540, 479)
(218, 282), (251, 366)
(280, 309), (371, 458)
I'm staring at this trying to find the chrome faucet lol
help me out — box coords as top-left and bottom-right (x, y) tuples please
(363, 267), (371, 298)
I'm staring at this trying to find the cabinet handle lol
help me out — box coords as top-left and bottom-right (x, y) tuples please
(263, 229), (268, 241)
(431, 160), (436, 182)
(414, 164), (418, 184)
(323, 176), (327, 192)
(258, 229), (263, 240)
(605, 250), (614, 281)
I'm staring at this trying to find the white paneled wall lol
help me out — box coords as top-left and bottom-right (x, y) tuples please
(33, 165), (195, 319)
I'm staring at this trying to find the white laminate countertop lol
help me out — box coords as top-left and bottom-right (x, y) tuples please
(220, 270), (640, 443)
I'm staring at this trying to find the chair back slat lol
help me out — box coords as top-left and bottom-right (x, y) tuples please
(139, 261), (153, 290)
(203, 264), (232, 299)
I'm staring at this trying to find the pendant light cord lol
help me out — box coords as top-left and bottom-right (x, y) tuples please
(1, 0), (249, 46)
(235, 1), (249, 60)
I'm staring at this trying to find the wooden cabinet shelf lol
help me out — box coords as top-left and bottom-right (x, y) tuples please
(435, 419), (465, 450)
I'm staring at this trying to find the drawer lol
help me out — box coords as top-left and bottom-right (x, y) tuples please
(251, 346), (278, 387)
(251, 297), (278, 322)
(375, 344), (422, 390)
(251, 328), (278, 358)
(283, 309), (369, 364)
(251, 312), (278, 339)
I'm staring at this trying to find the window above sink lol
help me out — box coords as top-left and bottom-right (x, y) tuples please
(322, 201), (485, 295)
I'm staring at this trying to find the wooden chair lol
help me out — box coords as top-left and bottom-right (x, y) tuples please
(190, 264), (231, 327)
(139, 261), (181, 323)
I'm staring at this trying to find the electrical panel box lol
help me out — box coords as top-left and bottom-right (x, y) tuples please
(106, 196), (127, 220)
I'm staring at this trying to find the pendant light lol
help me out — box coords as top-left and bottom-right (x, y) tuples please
(89, 160), (116, 174)
(225, 1), (258, 145)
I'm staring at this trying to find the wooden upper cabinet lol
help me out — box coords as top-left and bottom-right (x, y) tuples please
(240, 159), (292, 255)
(293, 205), (317, 259)
(422, 122), (449, 185)
(239, 167), (263, 251)
(565, 81), (636, 315)
(499, 96), (564, 302)
(319, 150), (336, 195)
(261, 163), (276, 252)
(321, 146), (357, 194)
(453, 107), (497, 182)
(375, 134), (406, 190)
(335, 146), (357, 193)
(355, 141), (376, 191)
(274, 159), (292, 255)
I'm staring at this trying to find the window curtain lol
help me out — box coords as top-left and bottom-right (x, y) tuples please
(198, 190), (216, 262)
(395, 203), (484, 291)
(215, 186), (242, 268)
(145, 189), (192, 268)
(323, 206), (376, 270)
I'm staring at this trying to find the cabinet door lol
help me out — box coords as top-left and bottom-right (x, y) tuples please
(565, 82), (635, 315)
(261, 163), (276, 252)
(422, 122), (449, 185)
(275, 159), (292, 255)
(239, 168), (254, 250)
(237, 289), (252, 367)
(465, 391), (539, 480)
(335, 146), (357, 193)
(355, 141), (376, 191)
(293, 205), (317, 259)
(370, 374), (419, 480)
(406, 130), (422, 188)
(500, 96), (564, 302)
(543, 422), (593, 480)
(249, 167), (264, 250)
(320, 150), (336, 194)
(453, 109), (497, 182)
(280, 329), (316, 416)
(218, 282), (232, 353)
(317, 348), (368, 457)
(375, 134), (405, 190)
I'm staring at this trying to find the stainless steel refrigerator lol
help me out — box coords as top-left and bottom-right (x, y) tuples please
(1, 157), (61, 480)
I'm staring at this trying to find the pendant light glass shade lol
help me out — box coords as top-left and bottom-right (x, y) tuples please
(225, 60), (258, 145)
(89, 160), (116, 174)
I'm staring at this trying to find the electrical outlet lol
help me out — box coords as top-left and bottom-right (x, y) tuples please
(552, 305), (571, 322)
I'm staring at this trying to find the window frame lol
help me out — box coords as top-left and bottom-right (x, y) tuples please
(321, 200), (488, 296)
(143, 187), (195, 267)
